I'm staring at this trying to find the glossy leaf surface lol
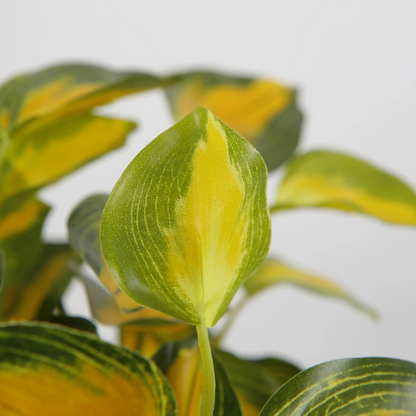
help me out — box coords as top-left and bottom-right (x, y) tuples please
(101, 107), (271, 327)
(244, 258), (377, 318)
(165, 71), (303, 172)
(155, 342), (242, 416)
(271, 150), (416, 226)
(215, 350), (301, 416)
(68, 194), (141, 313)
(0, 322), (176, 416)
(260, 357), (416, 416)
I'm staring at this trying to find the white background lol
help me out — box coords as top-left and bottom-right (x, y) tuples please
(1, 0), (415, 369)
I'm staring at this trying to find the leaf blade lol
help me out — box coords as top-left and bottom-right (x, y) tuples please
(0, 322), (176, 416)
(243, 257), (377, 318)
(259, 357), (416, 416)
(165, 71), (303, 171)
(271, 150), (416, 226)
(101, 107), (271, 327)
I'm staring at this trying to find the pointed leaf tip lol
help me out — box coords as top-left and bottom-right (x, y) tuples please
(101, 107), (271, 327)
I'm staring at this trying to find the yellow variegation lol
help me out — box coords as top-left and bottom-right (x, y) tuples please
(260, 358), (416, 416)
(0, 322), (176, 416)
(154, 342), (242, 416)
(271, 150), (416, 225)
(101, 107), (271, 328)
(120, 311), (195, 357)
(0, 197), (49, 320)
(80, 273), (194, 356)
(244, 257), (377, 318)
(215, 350), (301, 416)
(165, 71), (303, 171)
(0, 63), (163, 132)
(1, 114), (135, 199)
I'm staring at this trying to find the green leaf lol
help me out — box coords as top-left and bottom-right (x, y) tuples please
(0, 113), (136, 200)
(259, 357), (416, 416)
(101, 107), (271, 327)
(215, 349), (300, 416)
(80, 273), (194, 356)
(165, 71), (303, 171)
(69, 195), (194, 355)
(243, 257), (377, 318)
(46, 316), (98, 334)
(68, 194), (142, 313)
(0, 63), (163, 132)
(154, 341), (242, 416)
(0, 243), (79, 321)
(271, 150), (416, 226)
(0, 321), (176, 416)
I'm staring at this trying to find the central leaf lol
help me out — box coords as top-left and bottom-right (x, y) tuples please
(101, 107), (270, 327)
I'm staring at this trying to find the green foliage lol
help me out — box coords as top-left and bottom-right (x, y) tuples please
(0, 62), (415, 415)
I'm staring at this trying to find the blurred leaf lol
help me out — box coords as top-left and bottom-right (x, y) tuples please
(46, 316), (97, 334)
(120, 316), (195, 358)
(101, 107), (271, 327)
(79, 273), (194, 357)
(0, 63), (164, 132)
(68, 194), (141, 313)
(0, 243), (79, 321)
(0, 197), (49, 320)
(244, 257), (377, 318)
(165, 71), (303, 171)
(0, 322), (176, 416)
(1, 114), (136, 200)
(215, 350), (301, 416)
(271, 150), (416, 226)
(154, 341), (242, 416)
(259, 357), (416, 416)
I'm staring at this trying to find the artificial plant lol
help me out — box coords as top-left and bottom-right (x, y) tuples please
(0, 63), (416, 415)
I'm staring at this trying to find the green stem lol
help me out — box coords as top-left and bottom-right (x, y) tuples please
(196, 323), (216, 416)
(212, 295), (249, 349)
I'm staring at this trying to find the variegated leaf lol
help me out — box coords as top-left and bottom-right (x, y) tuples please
(0, 63), (163, 132)
(0, 243), (79, 321)
(154, 341), (242, 416)
(101, 107), (271, 327)
(271, 150), (416, 226)
(1, 114), (136, 200)
(165, 71), (303, 171)
(0, 322), (176, 416)
(215, 350), (301, 416)
(244, 257), (377, 318)
(80, 273), (194, 357)
(260, 357), (416, 416)
(68, 194), (141, 313)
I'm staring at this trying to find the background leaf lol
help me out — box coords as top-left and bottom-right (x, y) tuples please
(0, 322), (176, 416)
(1, 114), (136, 200)
(271, 150), (416, 226)
(215, 349), (301, 416)
(68, 194), (141, 313)
(101, 107), (271, 327)
(0, 63), (163, 132)
(165, 71), (303, 171)
(0, 243), (79, 321)
(154, 341), (242, 416)
(260, 357), (416, 416)
(243, 257), (377, 318)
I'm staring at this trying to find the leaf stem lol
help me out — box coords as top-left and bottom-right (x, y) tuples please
(196, 323), (216, 416)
